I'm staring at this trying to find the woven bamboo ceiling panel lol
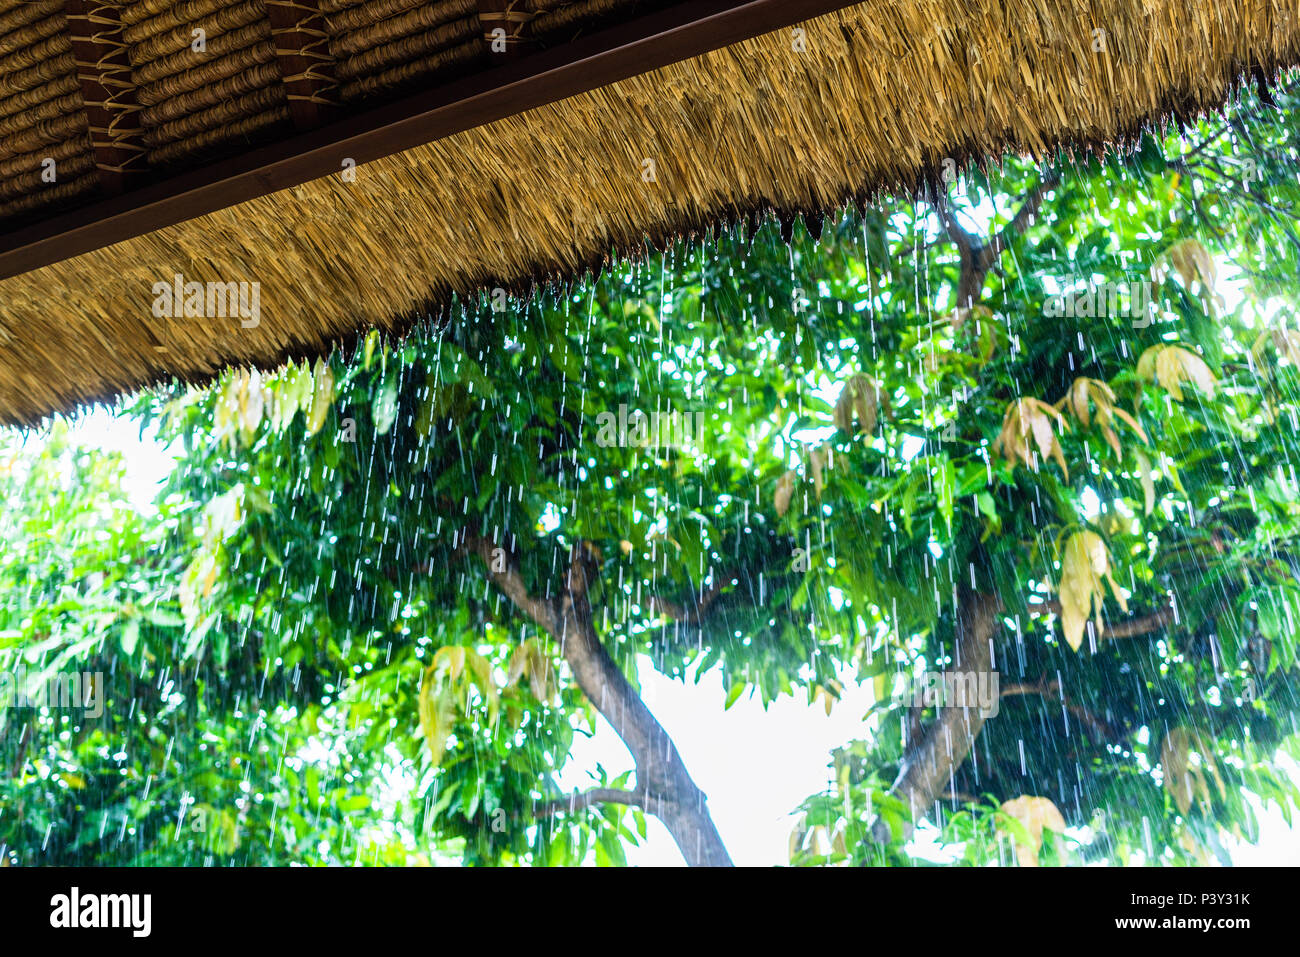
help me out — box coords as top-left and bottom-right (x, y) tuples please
(1, 0), (1299, 424)
(0, 0), (664, 226)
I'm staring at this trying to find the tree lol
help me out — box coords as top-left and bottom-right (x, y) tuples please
(792, 88), (1300, 865)
(3, 84), (1300, 867)
(0, 423), (400, 865)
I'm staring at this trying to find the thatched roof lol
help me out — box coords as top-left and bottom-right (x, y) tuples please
(0, 0), (1297, 424)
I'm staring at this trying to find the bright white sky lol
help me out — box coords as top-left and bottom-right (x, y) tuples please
(559, 657), (875, 866)
(46, 396), (1298, 867)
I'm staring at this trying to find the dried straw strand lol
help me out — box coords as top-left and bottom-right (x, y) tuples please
(0, 134), (88, 179)
(329, 0), (476, 58)
(1, 0), (1300, 425)
(0, 151), (96, 200)
(126, 0), (263, 65)
(0, 28), (72, 78)
(0, 72), (81, 126)
(0, 170), (98, 221)
(0, 110), (88, 159)
(123, 0), (240, 45)
(324, 0), (444, 34)
(133, 18), (271, 86)
(334, 14), (478, 81)
(0, 7), (65, 57)
(339, 35), (481, 98)
(0, 90), (84, 137)
(146, 101), (287, 163)
(141, 81), (284, 145)
(139, 59), (280, 124)
(0, 50), (76, 99)
(137, 40), (275, 110)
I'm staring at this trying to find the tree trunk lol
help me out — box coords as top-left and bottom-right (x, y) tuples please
(465, 534), (732, 866)
(557, 550), (733, 866)
(884, 589), (1002, 840)
(867, 175), (1052, 844)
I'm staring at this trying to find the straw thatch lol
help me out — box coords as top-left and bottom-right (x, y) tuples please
(1, 0), (1299, 424)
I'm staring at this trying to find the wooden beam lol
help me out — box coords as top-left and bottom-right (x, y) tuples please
(265, 0), (339, 130)
(0, 0), (862, 279)
(62, 0), (147, 194)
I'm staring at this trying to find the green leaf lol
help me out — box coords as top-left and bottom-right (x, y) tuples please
(120, 617), (139, 656)
(724, 682), (746, 710)
(935, 455), (955, 537)
(373, 378), (399, 436)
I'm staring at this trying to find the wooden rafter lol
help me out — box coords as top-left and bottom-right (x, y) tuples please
(62, 0), (146, 194)
(265, 0), (339, 129)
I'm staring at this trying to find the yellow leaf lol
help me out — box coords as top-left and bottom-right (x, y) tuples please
(809, 444), (829, 499)
(1178, 829), (1210, 864)
(306, 358), (335, 436)
(238, 369), (266, 443)
(271, 361), (313, 432)
(528, 657), (551, 704)
(1057, 530), (1122, 650)
(506, 644), (530, 687)
(1000, 795), (1067, 866)
(506, 640), (555, 704)
(527, 642), (553, 703)
(463, 647), (500, 727)
(417, 666), (456, 768)
(774, 470), (797, 517)
(1270, 326), (1300, 367)
(1071, 377), (1092, 426)
(831, 826), (848, 856)
(419, 645), (501, 760)
(1109, 406), (1148, 445)
(810, 825), (831, 856)
(433, 645), (466, 682)
(993, 397), (1069, 478)
(833, 373), (881, 436)
(213, 373), (241, 447)
(1058, 377), (1146, 457)
(1157, 238), (1220, 313)
(789, 815), (807, 862)
(1161, 727), (1221, 816)
(1135, 345), (1158, 382)
(1137, 345), (1216, 401)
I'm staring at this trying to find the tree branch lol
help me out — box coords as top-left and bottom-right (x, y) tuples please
(534, 787), (650, 817)
(648, 572), (735, 624)
(933, 189), (983, 308)
(1029, 599), (1175, 638)
(881, 589), (1003, 840)
(933, 168), (1060, 308)
(1000, 678), (1120, 742)
(991, 171), (1060, 253)
(457, 533), (559, 636)
(460, 533), (733, 865)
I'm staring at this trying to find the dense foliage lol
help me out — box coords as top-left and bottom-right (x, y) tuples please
(3, 84), (1300, 866)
